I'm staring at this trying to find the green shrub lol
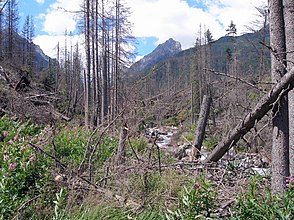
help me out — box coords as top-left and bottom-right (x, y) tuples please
(233, 175), (294, 219)
(53, 188), (67, 220)
(166, 175), (217, 220)
(203, 136), (218, 151)
(53, 127), (88, 166)
(128, 137), (148, 155)
(130, 171), (165, 205)
(0, 116), (50, 219)
(53, 127), (118, 168)
(162, 116), (179, 126)
(180, 124), (196, 144)
(97, 136), (118, 167)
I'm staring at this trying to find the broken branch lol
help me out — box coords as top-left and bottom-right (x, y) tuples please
(204, 67), (294, 162)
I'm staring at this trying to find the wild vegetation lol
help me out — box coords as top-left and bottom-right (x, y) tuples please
(0, 0), (294, 219)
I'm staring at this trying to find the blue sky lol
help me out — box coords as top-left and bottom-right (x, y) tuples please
(18, 0), (54, 35)
(16, 0), (266, 60)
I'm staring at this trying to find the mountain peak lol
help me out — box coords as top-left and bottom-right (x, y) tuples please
(130, 38), (182, 73)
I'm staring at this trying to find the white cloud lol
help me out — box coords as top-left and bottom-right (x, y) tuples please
(125, 0), (267, 50)
(35, 0), (83, 58)
(204, 0), (267, 34)
(34, 34), (84, 59)
(125, 0), (222, 49)
(35, 0), (45, 4)
(35, 0), (268, 58)
(42, 0), (82, 35)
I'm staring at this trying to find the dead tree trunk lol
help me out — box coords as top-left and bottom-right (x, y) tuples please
(191, 95), (211, 160)
(284, 0), (294, 176)
(116, 123), (128, 165)
(204, 67), (294, 163)
(270, 0), (289, 193)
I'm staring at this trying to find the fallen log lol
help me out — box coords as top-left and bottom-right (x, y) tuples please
(204, 67), (294, 163)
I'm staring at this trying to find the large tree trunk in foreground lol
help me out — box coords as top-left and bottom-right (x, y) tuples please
(204, 67), (294, 163)
(191, 95), (211, 160)
(270, 0), (289, 193)
(284, 0), (294, 176)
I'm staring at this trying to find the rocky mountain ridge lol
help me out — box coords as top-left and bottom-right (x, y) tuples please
(130, 38), (182, 73)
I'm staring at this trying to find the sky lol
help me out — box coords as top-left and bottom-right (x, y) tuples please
(17, 0), (267, 61)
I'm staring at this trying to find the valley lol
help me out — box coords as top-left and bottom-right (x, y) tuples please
(1, 0), (294, 219)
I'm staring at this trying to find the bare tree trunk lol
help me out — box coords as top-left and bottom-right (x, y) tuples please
(269, 0), (289, 192)
(101, 0), (108, 123)
(56, 42), (60, 92)
(284, 0), (294, 176)
(116, 123), (128, 165)
(191, 60), (198, 124)
(84, 0), (91, 129)
(204, 67), (294, 163)
(91, 0), (97, 127)
(95, 0), (101, 126)
(191, 95), (211, 160)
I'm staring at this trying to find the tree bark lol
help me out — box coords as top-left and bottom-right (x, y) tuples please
(204, 66), (294, 163)
(84, 0), (91, 129)
(101, 0), (108, 123)
(116, 123), (128, 165)
(269, 0), (289, 193)
(191, 95), (211, 160)
(284, 0), (294, 176)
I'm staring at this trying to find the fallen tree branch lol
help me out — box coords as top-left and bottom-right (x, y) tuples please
(0, 107), (11, 114)
(12, 195), (41, 220)
(0, 68), (10, 83)
(26, 98), (70, 121)
(28, 142), (140, 208)
(204, 67), (294, 162)
(24, 93), (57, 100)
(51, 110), (71, 121)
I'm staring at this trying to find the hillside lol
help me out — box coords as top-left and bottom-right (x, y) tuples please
(2, 14), (294, 220)
(2, 31), (51, 72)
(130, 27), (270, 76)
(0, 34), (61, 123)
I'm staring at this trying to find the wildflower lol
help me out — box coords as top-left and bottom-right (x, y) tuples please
(285, 176), (294, 190)
(14, 135), (19, 141)
(194, 182), (201, 189)
(3, 131), (8, 137)
(9, 163), (17, 170)
(4, 155), (10, 160)
(8, 139), (13, 144)
(29, 155), (36, 162)
(20, 146), (26, 151)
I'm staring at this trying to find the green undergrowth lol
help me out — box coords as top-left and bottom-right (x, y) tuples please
(53, 126), (118, 168)
(180, 124), (196, 144)
(65, 203), (164, 220)
(129, 170), (191, 208)
(203, 136), (218, 151)
(0, 116), (51, 219)
(233, 175), (294, 219)
(166, 175), (217, 220)
(127, 137), (148, 156)
(2, 116), (294, 219)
